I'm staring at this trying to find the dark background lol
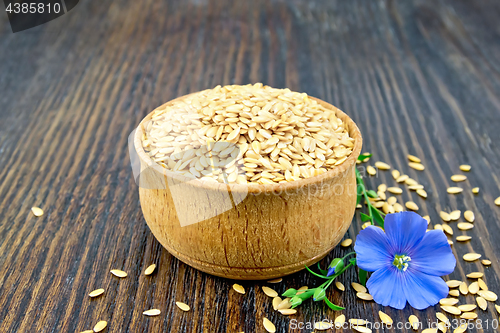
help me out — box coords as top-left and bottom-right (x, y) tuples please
(1, 0), (500, 332)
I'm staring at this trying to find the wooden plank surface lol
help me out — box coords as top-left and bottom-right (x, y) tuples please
(1, 0), (500, 332)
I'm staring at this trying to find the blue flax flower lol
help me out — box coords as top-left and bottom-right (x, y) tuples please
(354, 211), (456, 310)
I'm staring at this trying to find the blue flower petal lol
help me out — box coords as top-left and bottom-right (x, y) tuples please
(408, 229), (456, 276)
(354, 226), (393, 272)
(403, 269), (450, 310)
(384, 212), (427, 254)
(366, 266), (407, 309)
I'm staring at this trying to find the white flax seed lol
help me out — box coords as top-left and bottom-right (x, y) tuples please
(262, 286), (278, 298)
(89, 289), (105, 298)
(463, 253), (481, 261)
(110, 270), (127, 278)
(31, 207), (44, 217)
(233, 284), (245, 294)
(93, 321), (108, 332)
(144, 264), (156, 276)
(175, 302), (190, 311)
(263, 318), (276, 333)
(143, 309), (161, 316)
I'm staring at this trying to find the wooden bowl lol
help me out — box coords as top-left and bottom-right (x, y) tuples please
(133, 94), (362, 280)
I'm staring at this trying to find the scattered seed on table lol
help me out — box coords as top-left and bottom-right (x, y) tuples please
(341, 238), (353, 247)
(472, 187), (480, 194)
(387, 197), (397, 205)
(482, 259), (491, 266)
(449, 210), (461, 220)
(408, 315), (420, 330)
(476, 296), (487, 310)
(378, 311), (393, 325)
(396, 175), (409, 183)
(335, 281), (345, 291)
(297, 286), (308, 291)
(461, 312), (477, 320)
(408, 155), (421, 163)
(388, 187), (403, 194)
(81, 330), (93, 333)
(442, 224), (453, 236)
(31, 207), (44, 217)
(447, 187), (463, 194)
(375, 161), (391, 170)
(434, 224), (443, 231)
(495, 304), (500, 314)
(446, 280), (462, 288)
(458, 304), (476, 312)
(233, 284), (245, 294)
(93, 321), (107, 332)
(110, 270), (127, 278)
(456, 235), (471, 242)
(478, 278), (488, 290)
(378, 191), (387, 200)
(175, 302), (190, 311)
(458, 222), (474, 231)
(278, 309), (297, 315)
(89, 289), (105, 298)
(405, 201), (419, 211)
(352, 282), (367, 293)
(334, 314), (346, 327)
(272, 297), (282, 310)
(436, 312), (449, 324)
(367, 166), (377, 176)
(392, 170), (401, 179)
(314, 322), (333, 330)
(277, 298), (291, 310)
(262, 286), (278, 298)
(440, 298), (459, 306)
(352, 325), (372, 333)
(144, 264), (156, 276)
(495, 197), (500, 206)
(451, 175), (467, 182)
(394, 203), (404, 213)
(267, 278), (282, 283)
(417, 189), (427, 198)
(378, 184), (387, 192)
(478, 290), (498, 302)
(143, 309), (161, 316)
(423, 215), (430, 223)
(440, 212), (451, 222)
(263, 318), (276, 333)
(464, 253), (481, 261)
(408, 185), (424, 191)
(467, 272), (483, 279)
(458, 282), (468, 295)
(449, 290), (460, 297)
(464, 210), (475, 223)
(448, 239), (454, 246)
(409, 162), (425, 171)
(454, 326), (467, 333)
(440, 305), (461, 315)
(405, 178), (419, 186)
(469, 282), (480, 294)
(459, 165), (471, 172)
(356, 292), (373, 301)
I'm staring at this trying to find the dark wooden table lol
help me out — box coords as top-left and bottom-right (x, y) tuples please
(1, 0), (500, 332)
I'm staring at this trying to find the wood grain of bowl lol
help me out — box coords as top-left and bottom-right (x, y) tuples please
(133, 94), (362, 280)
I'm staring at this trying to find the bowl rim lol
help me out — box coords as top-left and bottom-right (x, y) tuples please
(134, 92), (363, 194)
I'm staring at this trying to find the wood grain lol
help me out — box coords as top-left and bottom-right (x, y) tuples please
(1, 0), (500, 332)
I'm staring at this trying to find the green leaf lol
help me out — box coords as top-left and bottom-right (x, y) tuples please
(324, 296), (345, 311)
(356, 194), (362, 205)
(313, 288), (326, 301)
(360, 212), (372, 222)
(349, 258), (357, 266)
(358, 269), (367, 286)
(290, 296), (303, 308)
(367, 190), (378, 198)
(372, 208), (385, 228)
(282, 288), (297, 297)
(357, 153), (372, 161)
